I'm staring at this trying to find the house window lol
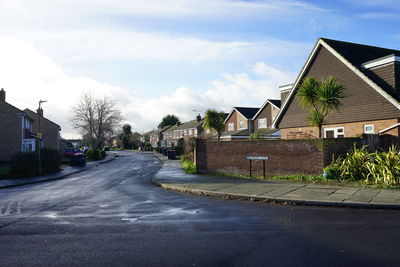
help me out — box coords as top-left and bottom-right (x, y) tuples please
(258, 118), (267, 128)
(323, 127), (344, 138)
(239, 121), (245, 129)
(228, 122), (234, 131)
(364, 124), (375, 134)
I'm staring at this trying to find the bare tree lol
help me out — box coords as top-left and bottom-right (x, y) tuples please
(71, 93), (123, 148)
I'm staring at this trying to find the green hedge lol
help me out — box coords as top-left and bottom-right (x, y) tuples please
(87, 149), (102, 161)
(10, 148), (61, 177)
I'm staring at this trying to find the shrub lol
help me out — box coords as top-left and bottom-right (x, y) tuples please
(10, 152), (39, 177)
(180, 157), (196, 174)
(10, 148), (61, 177)
(365, 146), (400, 186)
(87, 149), (102, 161)
(250, 133), (261, 140)
(41, 148), (61, 173)
(325, 145), (400, 186)
(329, 145), (371, 181)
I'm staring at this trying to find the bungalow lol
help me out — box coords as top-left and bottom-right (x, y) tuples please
(221, 107), (259, 140)
(24, 108), (61, 150)
(0, 89), (36, 161)
(274, 38), (400, 141)
(164, 115), (204, 147)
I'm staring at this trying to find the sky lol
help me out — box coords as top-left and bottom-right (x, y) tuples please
(1, 0), (400, 138)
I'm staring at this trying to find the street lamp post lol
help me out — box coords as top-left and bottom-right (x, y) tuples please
(37, 100), (47, 174)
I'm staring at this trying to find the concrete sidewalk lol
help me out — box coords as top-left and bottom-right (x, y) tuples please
(152, 155), (400, 209)
(0, 154), (116, 189)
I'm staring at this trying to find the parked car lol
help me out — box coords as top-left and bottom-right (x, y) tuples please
(59, 148), (86, 167)
(59, 148), (83, 157)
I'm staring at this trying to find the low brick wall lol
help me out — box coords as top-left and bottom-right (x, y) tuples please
(196, 138), (360, 176)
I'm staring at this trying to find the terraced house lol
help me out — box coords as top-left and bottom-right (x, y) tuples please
(274, 38), (400, 142)
(23, 108), (61, 151)
(0, 89), (35, 161)
(163, 115), (204, 147)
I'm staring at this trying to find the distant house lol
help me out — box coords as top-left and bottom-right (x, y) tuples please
(0, 89), (36, 161)
(252, 99), (281, 138)
(24, 108), (61, 150)
(221, 107), (259, 140)
(149, 125), (173, 148)
(274, 38), (400, 141)
(140, 130), (153, 144)
(164, 115), (204, 147)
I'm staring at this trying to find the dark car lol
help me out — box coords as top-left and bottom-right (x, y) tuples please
(59, 148), (86, 167)
(59, 148), (84, 157)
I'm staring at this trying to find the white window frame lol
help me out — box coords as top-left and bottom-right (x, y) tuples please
(239, 121), (246, 129)
(323, 127), (344, 138)
(228, 122), (234, 131)
(364, 124), (375, 134)
(258, 118), (267, 129)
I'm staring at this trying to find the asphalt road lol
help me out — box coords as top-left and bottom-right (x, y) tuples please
(2, 151), (400, 266)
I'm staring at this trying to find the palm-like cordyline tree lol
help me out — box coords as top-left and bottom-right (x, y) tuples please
(204, 109), (226, 141)
(297, 76), (344, 138)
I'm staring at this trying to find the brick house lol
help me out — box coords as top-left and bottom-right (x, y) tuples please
(163, 115), (204, 147)
(149, 125), (172, 148)
(274, 38), (400, 141)
(23, 108), (61, 151)
(0, 89), (36, 161)
(221, 107), (259, 140)
(252, 99), (281, 138)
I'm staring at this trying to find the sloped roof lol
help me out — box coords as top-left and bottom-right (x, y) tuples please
(321, 38), (400, 67)
(151, 125), (172, 135)
(268, 99), (281, 109)
(254, 128), (280, 136)
(221, 129), (250, 137)
(168, 119), (204, 131)
(274, 37), (400, 128)
(234, 107), (259, 119)
(24, 109), (61, 129)
(322, 38), (400, 101)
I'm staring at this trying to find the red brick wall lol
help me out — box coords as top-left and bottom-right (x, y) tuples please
(196, 138), (360, 176)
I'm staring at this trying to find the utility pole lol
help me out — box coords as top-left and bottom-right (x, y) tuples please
(37, 100), (47, 174)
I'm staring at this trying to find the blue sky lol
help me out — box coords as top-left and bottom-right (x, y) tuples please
(0, 0), (399, 137)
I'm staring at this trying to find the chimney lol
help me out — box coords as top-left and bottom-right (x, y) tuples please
(37, 107), (43, 117)
(279, 84), (293, 105)
(196, 114), (201, 122)
(0, 88), (5, 102)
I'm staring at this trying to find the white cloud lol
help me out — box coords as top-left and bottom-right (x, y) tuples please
(0, 37), (296, 137)
(9, 30), (309, 65)
(0, 0), (325, 26)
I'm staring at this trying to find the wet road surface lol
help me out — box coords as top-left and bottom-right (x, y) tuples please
(1, 151), (400, 266)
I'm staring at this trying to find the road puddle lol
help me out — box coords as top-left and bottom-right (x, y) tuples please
(121, 217), (139, 222)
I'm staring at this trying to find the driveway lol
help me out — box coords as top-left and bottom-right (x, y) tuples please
(1, 151), (400, 266)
